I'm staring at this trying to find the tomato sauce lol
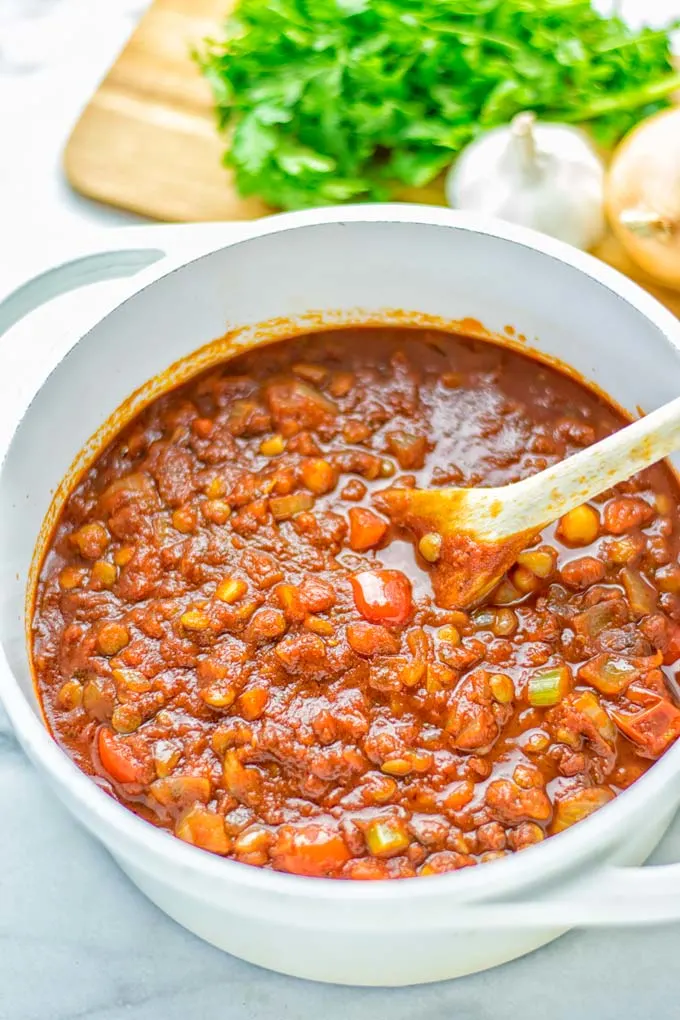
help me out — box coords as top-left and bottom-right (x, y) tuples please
(31, 328), (680, 878)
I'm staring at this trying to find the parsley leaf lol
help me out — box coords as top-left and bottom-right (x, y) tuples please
(197, 0), (680, 210)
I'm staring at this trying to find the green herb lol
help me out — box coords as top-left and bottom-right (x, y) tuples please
(197, 0), (679, 210)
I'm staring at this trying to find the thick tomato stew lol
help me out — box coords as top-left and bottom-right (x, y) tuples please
(32, 328), (680, 879)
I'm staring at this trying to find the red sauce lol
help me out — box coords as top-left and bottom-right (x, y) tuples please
(32, 327), (680, 878)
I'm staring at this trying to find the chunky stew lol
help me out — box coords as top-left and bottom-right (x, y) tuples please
(32, 328), (680, 878)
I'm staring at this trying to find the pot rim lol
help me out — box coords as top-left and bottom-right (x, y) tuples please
(3, 202), (680, 907)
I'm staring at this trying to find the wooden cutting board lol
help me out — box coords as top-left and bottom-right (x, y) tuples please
(64, 0), (680, 316)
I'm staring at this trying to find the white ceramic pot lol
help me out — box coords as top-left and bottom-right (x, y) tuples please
(2, 206), (680, 987)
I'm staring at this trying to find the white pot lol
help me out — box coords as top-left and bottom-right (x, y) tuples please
(2, 206), (680, 987)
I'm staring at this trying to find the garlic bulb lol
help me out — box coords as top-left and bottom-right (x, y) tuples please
(446, 112), (606, 250)
(605, 108), (680, 291)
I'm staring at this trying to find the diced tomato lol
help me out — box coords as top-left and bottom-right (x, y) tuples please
(663, 621), (680, 665)
(175, 804), (231, 855)
(612, 699), (680, 758)
(343, 858), (390, 880)
(271, 823), (351, 877)
(97, 727), (150, 785)
(346, 621), (400, 656)
(351, 569), (412, 626)
(348, 507), (388, 551)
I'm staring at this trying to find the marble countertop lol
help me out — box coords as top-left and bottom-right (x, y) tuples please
(3, 1), (680, 1017)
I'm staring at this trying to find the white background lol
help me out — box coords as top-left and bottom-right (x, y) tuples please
(1, 2), (680, 1018)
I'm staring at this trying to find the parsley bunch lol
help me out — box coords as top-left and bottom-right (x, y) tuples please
(198, 0), (679, 210)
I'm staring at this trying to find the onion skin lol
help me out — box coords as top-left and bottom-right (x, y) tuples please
(605, 108), (680, 291)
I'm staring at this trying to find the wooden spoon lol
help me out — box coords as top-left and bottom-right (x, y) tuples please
(376, 395), (680, 610)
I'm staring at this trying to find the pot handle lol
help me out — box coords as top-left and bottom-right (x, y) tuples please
(434, 857), (680, 929)
(0, 222), (251, 339)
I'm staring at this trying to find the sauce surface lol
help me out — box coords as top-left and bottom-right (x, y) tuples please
(32, 328), (680, 878)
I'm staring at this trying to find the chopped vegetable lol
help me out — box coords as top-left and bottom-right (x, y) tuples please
(59, 565), (86, 591)
(264, 379), (337, 428)
(573, 598), (628, 640)
(656, 564), (680, 595)
(604, 533), (645, 564)
(200, 684), (237, 709)
(348, 507), (388, 551)
(99, 472), (158, 515)
(381, 758), (413, 777)
(272, 823), (350, 877)
(205, 476), (226, 499)
(151, 775), (212, 807)
(98, 728), (148, 785)
(572, 689), (616, 742)
(238, 687), (268, 720)
(365, 817), (410, 858)
(215, 577), (248, 603)
(351, 569), (412, 626)
(386, 431), (427, 470)
(347, 621), (399, 656)
(270, 492), (315, 520)
(578, 652), (661, 695)
(260, 434), (285, 457)
(516, 547), (556, 579)
(551, 786), (614, 834)
(301, 458), (337, 495)
(276, 583), (306, 621)
(223, 749), (262, 801)
(304, 614), (335, 636)
(612, 698), (680, 758)
(234, 825), (272, 856)
(176, 804), (232, 854)
(192, 417), (214, 439)
(198, 0), (679, 211)
(621, 565), (658, 617)
(527, 665), (570, 707)
(437, 624), (460, 645)
(114, 545), (134, 567)
(153, 741), (182, 779)
(181, 607), (211, 631)
(293, 362), (328, 385)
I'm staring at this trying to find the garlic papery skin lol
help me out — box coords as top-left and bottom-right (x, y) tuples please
(445, 111), (606, 250)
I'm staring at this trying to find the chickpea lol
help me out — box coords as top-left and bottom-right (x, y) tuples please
(557, 504), (600, 546)
(96, 622), (130, 657)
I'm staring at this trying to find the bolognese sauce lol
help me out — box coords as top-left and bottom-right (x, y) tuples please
(32, 328), (680, 878)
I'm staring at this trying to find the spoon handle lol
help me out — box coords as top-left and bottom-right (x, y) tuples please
(500, 394), (680, 535)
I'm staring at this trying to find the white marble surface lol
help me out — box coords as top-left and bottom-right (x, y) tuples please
(3, 1), (680, 1018)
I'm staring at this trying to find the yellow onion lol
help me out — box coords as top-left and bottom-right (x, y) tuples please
(606, 108), (680, 291)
